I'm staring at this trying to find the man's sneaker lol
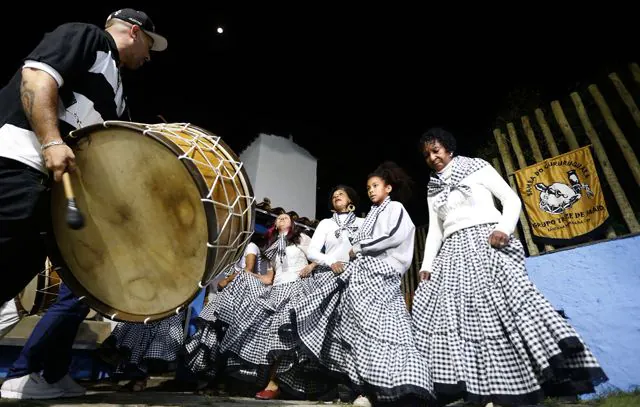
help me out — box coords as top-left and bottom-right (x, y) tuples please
(52, 374), (86, 397)
(353, 395), (372, 407)
(0, 373), (64, 399)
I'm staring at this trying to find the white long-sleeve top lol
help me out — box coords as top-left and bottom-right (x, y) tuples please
(271, 233), (311, 286)
(420, 161), (522, 273)
(352, 201), (416, 274)
(307, 214), (365, 267)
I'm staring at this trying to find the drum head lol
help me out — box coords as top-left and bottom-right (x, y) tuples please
(50, 124), (210, 322)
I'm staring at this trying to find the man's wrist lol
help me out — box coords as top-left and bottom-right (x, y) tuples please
(41, 139), (66, 151)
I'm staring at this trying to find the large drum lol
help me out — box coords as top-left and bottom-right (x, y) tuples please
(49, 122), (255, 323)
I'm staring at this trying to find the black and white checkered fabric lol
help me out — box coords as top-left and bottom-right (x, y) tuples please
(182, 317), (220, 379)
(182, 292), (224, 379)
(350, 196), (391, 245)
(216, 270), (270, 325)
(338, 256), (434, 403)
(263, 233), (288, 263)
(427, 156), (488, 205)
(108, 310), (186, 377)
(412, 223), (608, 406)
(295, 258), (436, 403)
(182, 271), (269, 379)
(226, 352), (328, 398)
(332, 211), (359, 239)
(220, 277), (330, 397)
(291, 267), (347, 375)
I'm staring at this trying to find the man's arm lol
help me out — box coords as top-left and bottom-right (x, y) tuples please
(21, 68), (61, 144)
(21, 67), (75, 181)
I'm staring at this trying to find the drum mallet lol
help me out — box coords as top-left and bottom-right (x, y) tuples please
(62, 172), (85, 230)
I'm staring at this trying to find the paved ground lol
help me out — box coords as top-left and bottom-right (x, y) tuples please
(0, 376), (349, 407)
(0, 377), (591, 407)
(0, 393), (591, 407)
(0, 393), (336, 407)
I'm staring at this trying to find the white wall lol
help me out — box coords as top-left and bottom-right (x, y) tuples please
(240, 133), (317, 220)
(238, 136), (260, 192)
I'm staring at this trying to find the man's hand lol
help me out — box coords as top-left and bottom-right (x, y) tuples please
(43, 144), (76, 182)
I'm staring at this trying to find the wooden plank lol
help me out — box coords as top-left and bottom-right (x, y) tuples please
(589, 83), (640, 187)
(609, 72), (640, 129)
(571, 92), (640, 233)
(551, 100), (581, 150)
(535, 108), (560, 157)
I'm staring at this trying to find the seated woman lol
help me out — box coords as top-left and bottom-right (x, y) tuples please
(181, 233), (270, 391)
(292, 184), (363, 402)
(97, 310), (186, 392)
(218, 213), (319, 400)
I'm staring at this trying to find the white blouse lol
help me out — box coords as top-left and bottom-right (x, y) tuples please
(307, 214), (364, 267)
(420, 162), (521, 273)
(206, 242), (264, 294)
(235, 242), (268, 275)
(271, 233), (312, 286)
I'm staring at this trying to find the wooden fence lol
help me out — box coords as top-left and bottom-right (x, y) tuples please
(492, 62), (640, 256)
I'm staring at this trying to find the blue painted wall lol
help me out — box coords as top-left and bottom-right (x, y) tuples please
(526, 234), (640, 395)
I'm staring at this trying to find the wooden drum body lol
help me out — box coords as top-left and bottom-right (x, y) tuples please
(14, 258), (61, 317)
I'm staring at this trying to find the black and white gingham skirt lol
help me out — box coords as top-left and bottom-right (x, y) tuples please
(291, 267), (347, 376)
(295, 257), (436, 404)
(102, 311), (185, 378)
(220, 277), (329, 398)
(412, 223), (608, 406)
(182, 271), (268, 379)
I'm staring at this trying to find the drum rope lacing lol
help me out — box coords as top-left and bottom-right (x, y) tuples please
(141, 123), (256, 319)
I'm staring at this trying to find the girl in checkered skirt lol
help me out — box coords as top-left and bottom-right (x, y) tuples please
(218, 213), (321, 400)
(412, 127), (608, 406)
(181, 235), (270, 392)
(97, 310), (186, 392)
(294, 162), (437, 406)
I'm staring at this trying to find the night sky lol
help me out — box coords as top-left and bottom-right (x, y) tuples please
(3, 5), (638, 226)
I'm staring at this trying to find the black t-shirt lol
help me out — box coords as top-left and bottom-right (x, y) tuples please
(0, 22), (128, 171)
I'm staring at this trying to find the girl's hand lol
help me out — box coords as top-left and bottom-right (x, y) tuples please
(298, 264), (314, 278)
(330, 262), (345, 274)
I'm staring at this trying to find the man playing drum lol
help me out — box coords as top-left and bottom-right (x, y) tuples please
(0, 8), (167, 400)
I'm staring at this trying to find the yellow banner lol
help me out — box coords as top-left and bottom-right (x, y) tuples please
(514, 146), (609, 243)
